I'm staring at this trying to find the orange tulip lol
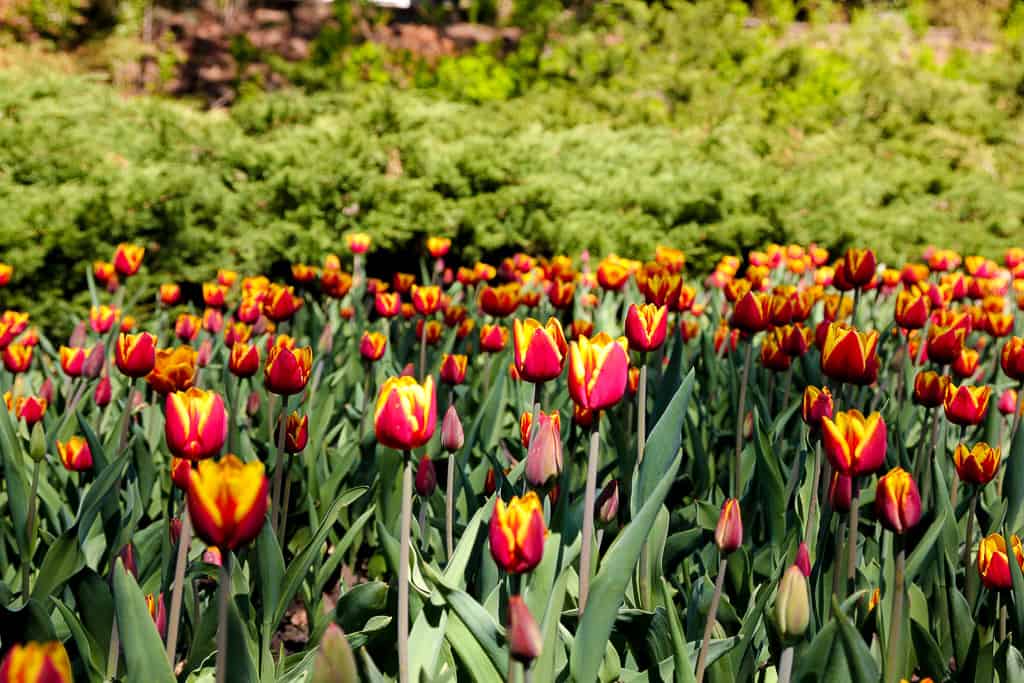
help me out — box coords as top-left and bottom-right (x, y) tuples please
(0, 641), (72, 683)
(147, 346), (197, 395)
(596, 256), (632, 291)
(820, 323), (879, 385)
(977, 533), (1024, 590)
(489, 492), (546, 574)
(374, 376), (437, 450)
(187, 455), (269, 550)
(59, 345), (88, 377)
(480, 283), (521, 317)
(567, 333), (629, 411)
(113, 242), (145, 276)
(943, 382), (991, 426)
(415, 319), (443, 345)
(291, 263), (319, 283)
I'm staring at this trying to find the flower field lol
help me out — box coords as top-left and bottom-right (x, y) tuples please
(2, 237), (1024, 682)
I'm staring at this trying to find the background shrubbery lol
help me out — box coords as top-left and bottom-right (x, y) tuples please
(3, 1), (1024, 333)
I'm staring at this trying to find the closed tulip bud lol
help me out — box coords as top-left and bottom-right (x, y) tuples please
(317, 323), (334, 355)
(38, 378), (53, 405)
(415, 455), (437, 497)
(360, 331), (387, 362)
(954, 442), (1001, 486)
(714, 498), (743, 554)
(229, 342), (260, 378)
(875, 467), (922, 534)
(1001, 337), (1024, 381)
(310, 623), (358, 683)
(952, 348), (980, 379)
(246, 391), (261, 417)
(525, 410), (562, 488)
(480, 324), (509, 352)
(94, 375), (112, 406)
(29, 421), (46, 461)
(978, 533), (1024, 590)
(513, 317), (568, 383)
(508, 595), (543, 663)
(146, 593), (167, 638)
(113, 242), (144, 276)
(187, 455), (269, 550)
(169, 517), (183, 546)
(801, 386), (833, 428)
(57, 436), (92, 472)
(730, 290), (771, 334)
(625, 303), (668, 352)
(202, 308), (223, 334)
(203, 546), (223, 566)
(489, 492), (546, 574)
(165, 388), (228, 461)
(999, 388), (1020, 416)
(821, 323), (879, 386)
(913, 370), (950, 408)
(196, 339), (213, 367)
(943, 382), (991, 426)
(2, 343), (32, 373)
(174, 313), (200, 342)
(795, 542), (811, 577)
(441, 405), (464, 453)
(280, 412), (309, 453)
(0, 641), (73, 683)
(439, 353), (468, 385)
(829, 471), (853, 512)
(264, 345), (313, 396)
(171, 457), (192, 490)
(374, 376), (437, 450)
(115, 332), (157, 378)
(775, 565), (811, 641)
(596, 479), (619, 525)
(146, 346), (197, 395)
(5, 393), (47, 429)
(822, 410), (887, 476)
(80, 343), (104, 379)
(568, 332), (629, 411)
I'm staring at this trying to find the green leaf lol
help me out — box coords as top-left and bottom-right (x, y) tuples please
(904, 505), (946, 583)
(32, 529), (86, 601)
(274, 495), (345, 627)
(572, 447), (686, 683)
(254, 522), (285, 643)
(631, 370), (694, 519)
(1004, 416), (1024, 533)
(445, 611), (503, 683)
(1010, 538), (1024, 638)
(660, 578), (696, 683)
(77, 454), (130, 546)
(112, 559), (175, 683)
(836, 600), (880, 683)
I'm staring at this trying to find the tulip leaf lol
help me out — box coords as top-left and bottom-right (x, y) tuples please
(909, 618), (947, 681)
(313, 503), (376, 598)
(52, 597), (102, 679)
(572, 447), (685, 683)
(274, 494), (346, 628)
(1010, 537), (1024, 639)
(0, 406), (30, 553)
(904, 505), (946, 583)
(836, 597), (880, 683)
(112, 559), (176, 683)
(1005, 417), (1024, 534)
(32, 528), (86, 602)
(660, 578), (696, 683)
(631, 370), (694, 519)
(77, 454), (130, 546)
(254, 522), (285, 644)
(408, 593), (448, 682)
(439, 585), (507, 672)
(445, 611), (503, 683)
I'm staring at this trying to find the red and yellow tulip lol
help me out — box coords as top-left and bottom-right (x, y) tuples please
(264, 345), (313, 395)
(624, 303), (668, 353)
(187, 454), (269, 550)
(489, 492), (546, 574)
(0, 641), (73, 683)
(874, 467), (922, 535)
(165, 388), (228, 461)
(821, 409), (887, 476)
(943, 382), (991, 426)
(513, 318), (568, 383)
(567, 333), (629, 412)
(374, 376), (437, 450)
(820, 323), (879, 385)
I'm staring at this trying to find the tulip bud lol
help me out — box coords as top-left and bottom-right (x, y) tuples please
(415, 455), (437, 497)
(82, 343), (105, 379)
(525, 411), (562, 488)
(310, 623), (358, 683)
(146, 593), (167, 638)
(801, 386), (833, 428)
(508, 595), (543, 663)
(29, 422), (46, 462)
(203, 546), (223, 566)
(875, 467), (922, 535)
(714, 499), (743, 555)
(828, 471), (853, 512)
(169, 517), (183, 546)
(318, 323), (334, 355)
(197, 338), (213, 367)
(38, 377), (53, 405)
(794, 542), (811, 577)
(94, 375), (112, 407)
(999, 388), (1020, 416)
(119, 544), (138, 579)
(246, 391), (262, 417)
(441, 405), (464, 452)
(596, 479), (619, 525)
(775, 565), (810, 641)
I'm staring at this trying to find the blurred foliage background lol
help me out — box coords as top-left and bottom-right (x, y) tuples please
(2, 0), (1024, 333)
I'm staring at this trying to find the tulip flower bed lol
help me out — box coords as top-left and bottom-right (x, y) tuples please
(3, 238), (1024, 683)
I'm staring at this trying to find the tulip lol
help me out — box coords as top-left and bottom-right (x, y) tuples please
(159, 283), (181, 306)
(392, 273), (415, 294)
(977, 533), (1024, 590)
(953, 442), (1000, 486)
(223, 322), (251, 348)
(187, 455), (269, 550)
(426, 236), (451, 258)
(3, 343), (32, 373)
(489, 491), (546, 574)
(146, 346), (197, 395)
(513, 318), (568, 383)
(480, 324), (509, 352)
(801, 386), (833, 428)
(175, 313), (201, 342)
(730, 290), (771, 334)
(795, 542), (811, 577)
(59, 345), (87, 376)
(714, 498), (743, 554)
(913, 370), (949, 408)
(1002, 337), (1024, 381)
(760, 328), (791, 371)
(112, 242), (144, 276)
(927, 322), (967, 366)
(346, 232), (371, 254)
(415, 455), (437, 497)
(202, 282), (227, 308)
(236, 296), (261, 323)
(547, 279), (576, 309)
(875, 467), (922, 534)
(359, 331), (387, 362)
(835, 248), (876, 290)
(504, 597), (543, 669)
(94, 375), (112, 406)
(280, 412), (309, 453)
(264, 345), (313, 396)
(943, 382), (991, 426)
(597, 257), (632, 291)
(439, 353), (468, 385)
(440, 406), (464, 454)
(780, 323), (813, 357)
(0, 263), (10, 287)
(1000, 388), (1020, 416)
(775, 565), (810, 641)
(525, 409), (562, 488)
(570, 319), (594, 340)
(321, 270), (353, 299)
(310, 623), (358, 683)
(411, 285), (443, 316)
(38, 378), (53, 405)
(821, 410), (887, 476)
(596, 479), (619, 525)
(952, 348), (980, 379)
(56, 436), (92, 472)
(165, 388), (228, 461)
(227, 342), (259, 378)
(263, 284), (304, 322)
(828, 471), (853, 512)
(115, 332), (157, 378)
(202, 308), (223, 334)
(641, 271), (682, 307)
(0, 641), (73, 683)
(820, 323), (879, 385)
(894, 289), (930, 329)
(480, 283), (521, 317)
(146, 593), (168, 638)
(374, 376), (437, 451)
(3, 393), (46, 426)
(171, 457), (192, 490)
(567, 333), (629, 411)
(624, 303), (668, 352)
(291, 264), (318, 283)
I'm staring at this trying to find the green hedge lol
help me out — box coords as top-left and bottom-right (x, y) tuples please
(3, 2), (1024, 334)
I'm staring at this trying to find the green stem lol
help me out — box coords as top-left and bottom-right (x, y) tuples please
(215, 553), (232, 683)
(419, 318), (428, 381)
(695, 557), (728, 683)
(804, 440), (822, 543)
(578, 425), (601, 613)
(778, 646), (794, 683)
(847, 478), (860, 593)
(23, 459), (41, 599)
(270, 395), (285, 533)
(884, 546), (905, 683)
(637, 362), (651, 609)
(165, 509), (193, 664)
(733, 341), (754, 497)
(964, 491), (978, 605)
(398, 452), (413, 683)
(445, 451), (456, 560)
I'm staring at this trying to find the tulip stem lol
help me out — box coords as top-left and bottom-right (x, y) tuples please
(637, 362), (651, 609)
(419, 318), (428, 381)
(228, 375), (241, 456)
(398, 452), (413, 683)
(22, 458), (41, 599)
(1012, 383), (1024, 454)
(804, 440), (822, 544)
(165, 508), (193, 665)
(777, 646), (794, 683)
(884, 545), (905, 683)
(733, 341), (754, 498)
(215, 553), (232, 683)
(578, 425), (601, 614)
(278, 459), (293, 541)
(695, 557), (728, 683)
(847, 478), (860, 592)
(106, 619), (120, 679)
(963, 491), (977, 604)
(445, 452), (455, 560)
(270, 397), (287, 535)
